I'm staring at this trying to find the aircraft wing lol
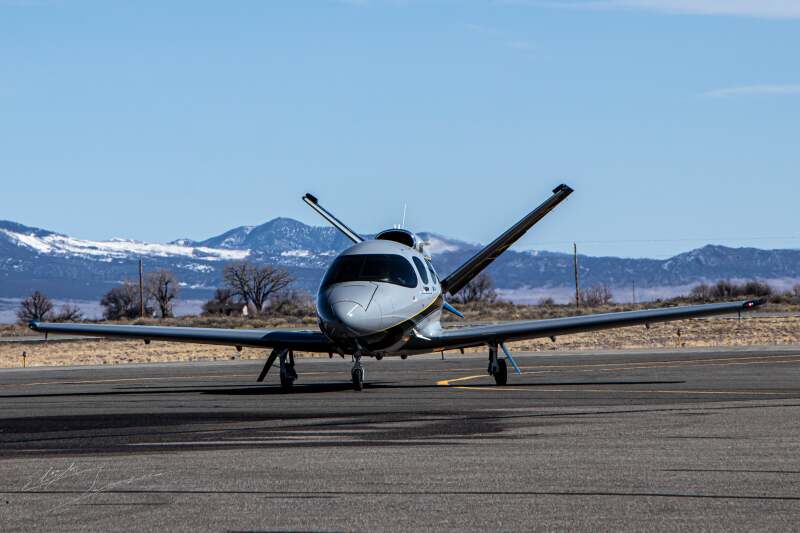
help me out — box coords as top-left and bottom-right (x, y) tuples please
(28, 322), (336, 352)
(408, 299), (763, 351)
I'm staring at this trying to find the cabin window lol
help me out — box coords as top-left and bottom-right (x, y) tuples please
(412, 257), (429, 285)
(322, 254), (418, 288)
(425, 259), (439, 284)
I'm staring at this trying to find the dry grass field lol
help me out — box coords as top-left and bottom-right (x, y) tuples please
(1, 306), (799, 368)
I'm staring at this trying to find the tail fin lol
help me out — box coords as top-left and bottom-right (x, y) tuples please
(440, 184), (573, 296)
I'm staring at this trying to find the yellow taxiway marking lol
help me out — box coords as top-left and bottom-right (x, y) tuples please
(436, 375), (486, 386)
(428, 355), (800, 377)
(436, 356), (800, 387)
(454, 387), (797, 396)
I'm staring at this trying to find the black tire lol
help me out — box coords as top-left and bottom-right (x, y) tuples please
(493, 359), (508, 386)
(280, 373), (294, 391)
(352, 368), (364, 391)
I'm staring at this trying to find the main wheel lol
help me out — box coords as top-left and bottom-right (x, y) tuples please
(493, 359), (508, 386)
(280, 373), (294, 391)
(351, 368), (364, 391)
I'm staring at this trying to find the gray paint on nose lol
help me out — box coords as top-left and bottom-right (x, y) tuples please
(330, 300), (383, 335)
(326, 282), (378, 310)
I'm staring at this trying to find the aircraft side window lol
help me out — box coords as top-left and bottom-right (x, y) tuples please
(425, 259), (439, 284)
(412, 257), (429, 285)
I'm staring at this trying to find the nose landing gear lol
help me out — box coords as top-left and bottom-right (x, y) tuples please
(487, 343), (508, 386)
(351, 352), (365, 391)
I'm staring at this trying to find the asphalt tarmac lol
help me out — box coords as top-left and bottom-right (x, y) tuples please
(2, 346), (800, 532)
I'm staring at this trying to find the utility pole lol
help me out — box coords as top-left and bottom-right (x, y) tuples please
(573, 242), (580, 309)
(139, 259), (145, 318)
(632, 279), (636, 305)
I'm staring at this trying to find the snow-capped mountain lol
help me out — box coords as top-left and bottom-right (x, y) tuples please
(1, 218), (799, 300)
(1, 227), (248, 262)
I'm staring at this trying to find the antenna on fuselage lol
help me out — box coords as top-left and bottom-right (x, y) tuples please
(401, 203), (407, 229)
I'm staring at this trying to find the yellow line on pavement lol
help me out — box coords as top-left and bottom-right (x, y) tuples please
(436, 357), (800, 387)
(436, 374), (486, 386)
(454, 387), (797, 396)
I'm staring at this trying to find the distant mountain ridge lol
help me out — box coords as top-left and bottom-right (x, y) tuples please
(1, 218), (799, 300)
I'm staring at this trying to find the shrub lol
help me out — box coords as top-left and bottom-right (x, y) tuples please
(451, 273), (498, 304)
(263, 290), (316, 318)
(101, 280), (153, 320)
(52, 304), (83, 322)
(580, 284), (613, 307)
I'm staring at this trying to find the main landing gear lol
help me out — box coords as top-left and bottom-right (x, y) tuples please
(351, 352), (365, 391)
(280, 350), (298, 390)
(257, 348), (297, 391)
(487, 343), (508, 386)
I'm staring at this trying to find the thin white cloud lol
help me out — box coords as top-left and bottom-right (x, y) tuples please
(513, 0), (800, 19)
(703, 84), (800, 97)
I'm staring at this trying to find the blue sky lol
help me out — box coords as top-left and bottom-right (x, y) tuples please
(1, 0), (798, 258)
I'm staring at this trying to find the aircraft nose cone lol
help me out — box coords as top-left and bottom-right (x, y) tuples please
(330, 301), (376, 336)
(327, 283), (377, 310)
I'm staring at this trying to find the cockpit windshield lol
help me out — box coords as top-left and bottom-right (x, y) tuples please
(321, 254), (418, 289)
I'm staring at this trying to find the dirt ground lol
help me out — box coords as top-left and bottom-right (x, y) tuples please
(2, 314), (798, 368)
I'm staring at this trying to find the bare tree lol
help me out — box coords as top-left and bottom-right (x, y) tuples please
(16, 291), (54, 323)
(451, 273), (498, 305)
(202, 288), (237, 316)
(689, 282), (713, 302)
(691, 279), (773, 303)
(580, 284), (614, 307)
(741, 280), (773, 298)
(101, 280), (152, 320)
(146, 269), (179, 318)
(52, 304), (83, 322)
(264, 289), (316, 318)
(223, 261), (293, 314)
(537, 296), (556, 307)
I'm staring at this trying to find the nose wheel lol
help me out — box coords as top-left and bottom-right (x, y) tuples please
(351, 353), (365, 391)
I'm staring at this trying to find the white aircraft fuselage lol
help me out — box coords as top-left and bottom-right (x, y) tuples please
(316, 236), (444, 356)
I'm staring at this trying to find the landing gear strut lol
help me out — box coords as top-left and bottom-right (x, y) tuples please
(487, 343), (507, 386)
(256, 348), (297, 391)
(280, 350), (298, 391)
(351, 352), (365, 391)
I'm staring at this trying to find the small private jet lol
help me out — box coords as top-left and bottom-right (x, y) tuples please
(31, 185), (763, 391)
